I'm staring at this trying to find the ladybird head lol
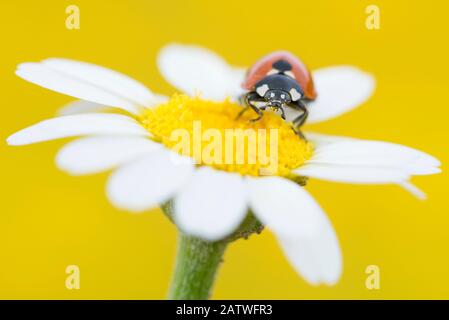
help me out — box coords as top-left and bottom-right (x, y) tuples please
(264, 89), (291, 109)
(255, 82), (293, 109)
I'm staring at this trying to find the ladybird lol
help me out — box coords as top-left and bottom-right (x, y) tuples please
(238, 51), (316, 136)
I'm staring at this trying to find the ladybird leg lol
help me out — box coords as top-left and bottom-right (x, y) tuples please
(246, 92), (265, 122)
(289, 101), (308, 139)
(235, 105), (249, 119)
(290, 100), (309, 128)
(279, 107), (286, 120)
(248, 104), (263, 122)
(236, 92), (255, 119)
(236, 92), (265, 121)
(238, 94), (247, 105)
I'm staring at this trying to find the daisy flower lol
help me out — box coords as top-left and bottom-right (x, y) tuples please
(7, 44), (440, 298)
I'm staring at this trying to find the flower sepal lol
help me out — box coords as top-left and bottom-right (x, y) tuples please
(161, 200), (264, 243)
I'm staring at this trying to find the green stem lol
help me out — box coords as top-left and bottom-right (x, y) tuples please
(168, 233), (228, 300)
(162, 201), (263, 300)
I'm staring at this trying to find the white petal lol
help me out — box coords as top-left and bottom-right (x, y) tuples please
(152, 94), (170, 105)
(305, 132), (359, 147)
(7, 113), (149, 146)
(227, 68), (247, 100)
(310, 140), (441, 176)
(247, 177), (341, 285)
(56, 136), (161, 175)
(174, 168), (248, 241)
(58, 95), (168, 117)
(17, 59), (157, 114)
(278, 231), (342, 286)
(295, 163), (409, 184)
(398, 181), (427, 200)
(43, 58), (156, 106)
(296, 135), (441, 184)
(106, 150), (194, 212)
(247, 177), (323, 238)
(158, 44), (244, 100)
(293, 66), (375, 124)
(58, 100), (108, 116)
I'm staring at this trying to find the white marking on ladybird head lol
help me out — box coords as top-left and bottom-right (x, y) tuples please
(256, 84), (270, 97)
(285, 70), (295, 79)
(289, 88), (302, 101)
(267, 69), (278, 75)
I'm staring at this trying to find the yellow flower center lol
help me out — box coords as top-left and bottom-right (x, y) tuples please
(141, 94), (312, 177)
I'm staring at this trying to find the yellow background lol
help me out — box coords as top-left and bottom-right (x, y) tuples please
(1, 0), (448, 299)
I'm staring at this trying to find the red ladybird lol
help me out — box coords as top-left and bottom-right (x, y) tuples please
(238, 51), (316, 135)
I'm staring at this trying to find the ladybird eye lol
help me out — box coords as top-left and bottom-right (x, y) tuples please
(281, 94), (286, 99)
(270, 93), (275, 98)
